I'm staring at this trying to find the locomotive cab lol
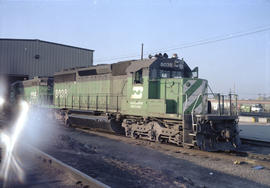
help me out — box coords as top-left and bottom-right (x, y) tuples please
(125, 55), (206, 117)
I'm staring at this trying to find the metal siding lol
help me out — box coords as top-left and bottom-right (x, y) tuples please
(0, 39), (93, 78)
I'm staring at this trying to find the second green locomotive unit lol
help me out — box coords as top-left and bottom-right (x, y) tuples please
(10, 77), (53, 105)
(13, 54), (241, 151)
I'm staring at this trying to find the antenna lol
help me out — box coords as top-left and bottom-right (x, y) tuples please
(141, 43), (144, 60)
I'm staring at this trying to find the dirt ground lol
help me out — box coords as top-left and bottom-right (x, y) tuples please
(26, 122), (270, 188)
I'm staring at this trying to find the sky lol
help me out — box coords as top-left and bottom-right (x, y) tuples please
(0, 0), (270, 99)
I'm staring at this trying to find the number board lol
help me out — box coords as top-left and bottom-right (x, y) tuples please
(160, 61), (184, 69)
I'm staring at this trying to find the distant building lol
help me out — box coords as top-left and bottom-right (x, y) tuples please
(0, 38), (94, 79)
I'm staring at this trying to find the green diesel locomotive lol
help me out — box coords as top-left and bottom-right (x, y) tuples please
(9, 54), (240, 151)
(10, 77), (54, 105)
(51, 54), (240, 151)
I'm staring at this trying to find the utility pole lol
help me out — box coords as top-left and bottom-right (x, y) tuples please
(141, 43), (144, 60)
(258, 93), (262, 100)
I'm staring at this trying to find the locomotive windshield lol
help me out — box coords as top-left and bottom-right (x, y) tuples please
(159, 70), (183, 78)
(149, 58), (193, 79)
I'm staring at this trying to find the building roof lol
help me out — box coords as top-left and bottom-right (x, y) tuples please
(0, 38), (94, 52)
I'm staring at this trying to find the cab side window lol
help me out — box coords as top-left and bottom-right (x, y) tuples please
(134, 69), (143, 84)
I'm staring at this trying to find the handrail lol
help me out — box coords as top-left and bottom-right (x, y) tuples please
(207, 93), (238, 116)
(182, 94), (188, 115)
(191, 94), (202, 127)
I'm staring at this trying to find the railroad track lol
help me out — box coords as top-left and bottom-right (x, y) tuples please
(29, 146), (109, 188)
(2, 118), (270, 187)
(0, 144), (110, 188)
(0, 118), (109, 187)
(75, 127), (270, 168)
(240, 137), (270, 147)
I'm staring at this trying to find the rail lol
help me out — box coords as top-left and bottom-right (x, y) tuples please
(207, 93), (238, 116)
(239, 112), (270, 118)
(58, 95), (123, 112)
(189, 93), (238, 116)
(191, 94), (202, 128)
(24, 94), (124, 113)
(182, 94), (188, 115)
(28, 145), (110, 188)
(240, 138), (270, 147)
(24, 92), (238, 118)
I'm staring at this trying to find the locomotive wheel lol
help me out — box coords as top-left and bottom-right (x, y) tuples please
(131, 131), (139, 139)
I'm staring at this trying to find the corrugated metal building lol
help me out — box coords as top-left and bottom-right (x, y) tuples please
(0, 38), (94, 78)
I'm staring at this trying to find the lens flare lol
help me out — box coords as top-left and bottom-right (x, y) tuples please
(1, 133), (11, 150)
(0, 97), (4, 106)
(0, 100), (29, 186)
